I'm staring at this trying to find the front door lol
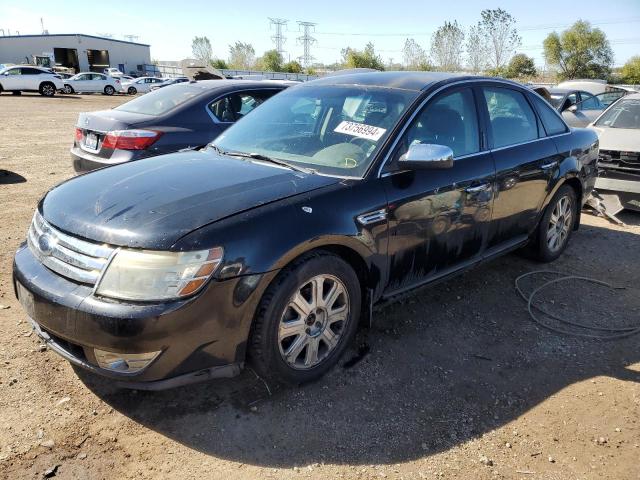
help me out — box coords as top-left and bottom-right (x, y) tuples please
(382, 86), (495, 294)
(480, 85), (559, 248)
(2, 67), (22, 90)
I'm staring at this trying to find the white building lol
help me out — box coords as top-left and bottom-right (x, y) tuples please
(0, 34), (151, 75)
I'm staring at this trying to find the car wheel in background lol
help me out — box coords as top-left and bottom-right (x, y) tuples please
(530, 184), (577, 262)
(104, 85), (115, 96)
(127, 86), (137, 95)
(63, 85), (74, 94)
(39, 82), (56, 97)
(249, 251), (361, 385)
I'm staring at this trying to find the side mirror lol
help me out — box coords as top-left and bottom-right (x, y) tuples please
(398, 143), (454, 170)
(567, 104), (578, 113)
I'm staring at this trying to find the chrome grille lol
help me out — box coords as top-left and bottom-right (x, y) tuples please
(27, 211), (115, 285)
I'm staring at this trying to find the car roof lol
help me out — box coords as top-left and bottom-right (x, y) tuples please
(173, 79), (292, 91)
(306, 71), (483, 91)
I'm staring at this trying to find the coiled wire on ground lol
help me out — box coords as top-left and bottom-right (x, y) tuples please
(515, 271), (640, 340)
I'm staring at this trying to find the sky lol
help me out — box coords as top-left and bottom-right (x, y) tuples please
(1, 0), (639, 67)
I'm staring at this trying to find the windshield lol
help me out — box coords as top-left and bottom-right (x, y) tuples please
(213, 85), (417, 178)
(115, 84), (202, 116)
(595, 98), (640, 129)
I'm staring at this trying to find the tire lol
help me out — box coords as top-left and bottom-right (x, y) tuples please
(127, 86), (137, 95)
(39, 82), (56, 97)
(63, 84), (74, 94)
(104, 85), (115, 96)
(249, 251), (361, 385)
(529, 184), (577, 262)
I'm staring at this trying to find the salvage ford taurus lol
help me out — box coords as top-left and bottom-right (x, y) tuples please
(13, 72), (598, 389)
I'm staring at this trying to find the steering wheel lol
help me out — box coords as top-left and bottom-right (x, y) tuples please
(348, 136), (377, 152)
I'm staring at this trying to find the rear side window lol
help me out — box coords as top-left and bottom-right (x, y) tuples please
(530, 94), (568, 136)
(483, 87), (538, 148)
(115, 84), (202, 115)
(22, 68), (43, 75)
(209, 91), (278, 122)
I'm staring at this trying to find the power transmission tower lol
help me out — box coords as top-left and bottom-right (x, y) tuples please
(296, 21), (317, 68)
(269, 18), (288, 57)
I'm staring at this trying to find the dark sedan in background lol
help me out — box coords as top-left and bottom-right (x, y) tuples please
(16, 72), (598, 389)
(71, 80), (289, 173)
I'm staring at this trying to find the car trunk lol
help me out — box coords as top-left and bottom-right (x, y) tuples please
(75, 110), (156, 159)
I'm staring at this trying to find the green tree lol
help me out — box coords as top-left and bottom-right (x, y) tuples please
(341, 43), (385, 70)
(505, 53), (537, 79)
(478, 8), (521, 69)
(620, 56), (640, 84)
(210, 59), (228, 69)
(228, 42), (255, 69)
(543, 20), (613, 80)
(403, 38), (431, 71)
(191, 36), (213, 66)
(466, 24), (488, 73)
(430, 21), (465, 71)
(283, 61), (303, 73)
(259, 49), (283, 72)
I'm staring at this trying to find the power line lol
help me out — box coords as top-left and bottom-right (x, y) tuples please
(269, 18), (288, 57)
(297, 21), (317, 68)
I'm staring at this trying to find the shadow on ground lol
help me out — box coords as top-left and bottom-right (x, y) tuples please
(79, 221), (640, 467)
(0, 170), (26, 185)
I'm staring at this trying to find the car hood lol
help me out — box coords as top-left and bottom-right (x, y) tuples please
(41, 150), (340, 249)
(590, 126), (640, 152)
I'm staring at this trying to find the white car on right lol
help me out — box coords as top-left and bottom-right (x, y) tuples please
(63, 72), (124, 95)
(121, 76), (165, 95)
(588, 93), (640, 213)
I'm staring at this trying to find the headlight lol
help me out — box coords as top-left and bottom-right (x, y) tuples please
(95, 247), (223, 301)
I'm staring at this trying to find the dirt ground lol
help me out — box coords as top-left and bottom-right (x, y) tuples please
(0, 93), (639, 480)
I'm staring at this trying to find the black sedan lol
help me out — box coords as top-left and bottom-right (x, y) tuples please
(14, 72), (598, 389)
(70, 80), (289, 173)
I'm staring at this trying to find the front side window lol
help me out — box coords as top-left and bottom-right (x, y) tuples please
(5, 68), (21, 76)
(483, 87), (538, 148)
(530, 94), (568, 136)
(578, 93), (602, 111)
(595, 98), (640, 129)
(209, 92), (277, 123)
(393, 88), (480, 161)
(214, 85), (417, 178)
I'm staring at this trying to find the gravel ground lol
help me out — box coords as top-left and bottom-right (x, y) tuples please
(0, 93), (639, 480)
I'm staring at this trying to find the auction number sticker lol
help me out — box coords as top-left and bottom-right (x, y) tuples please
(334, 121), (386, 141)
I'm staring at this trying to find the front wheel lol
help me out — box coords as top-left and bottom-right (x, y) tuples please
(249, 252), (361, 384)
(530, 184), (577, 262)
(39, 83), (56, 97)
(63, 84), (74, 94)
(104, 85), (115, 96)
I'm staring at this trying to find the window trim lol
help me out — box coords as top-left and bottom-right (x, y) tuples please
(204, 87), (284, 125)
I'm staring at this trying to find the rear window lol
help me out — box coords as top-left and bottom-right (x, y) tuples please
(115, 84), (202, 115)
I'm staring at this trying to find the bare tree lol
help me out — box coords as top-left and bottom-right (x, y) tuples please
(430, 21), (465, 71)
(403, 38), (430, 70)
(228, 42), (256, 69)
(478, 8), (521, 69)
(192, 36), (213, 66)
(466, 24), (488, 74)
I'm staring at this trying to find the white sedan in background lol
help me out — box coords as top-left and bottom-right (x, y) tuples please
(63, 73), (124, 95)
(121, 76), (165, 95)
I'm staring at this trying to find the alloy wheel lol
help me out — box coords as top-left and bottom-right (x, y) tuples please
(278, 274), (349, 370)
(42, 84), (54, 96)
(547, 195), (573, 252)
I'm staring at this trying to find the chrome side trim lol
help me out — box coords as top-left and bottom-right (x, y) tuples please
(357, 209), (387, 225)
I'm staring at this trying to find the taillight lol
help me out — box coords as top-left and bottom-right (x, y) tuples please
(102, 130), (162, 150)
(75, 128), (83, 142)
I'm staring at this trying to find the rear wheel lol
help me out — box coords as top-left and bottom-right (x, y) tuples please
(529, 184), (577, 262)
(104, 85), (115, 96)
(63, 84), (74, 94)
(249, 252), (361, 384)
(39, 82), (56, 97)
(127, 86), (137, 95)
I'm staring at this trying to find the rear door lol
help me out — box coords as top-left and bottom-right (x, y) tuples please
(481, 85), (560, 248)
(382, 86), (495, 293)
(21, 68), (43, 90)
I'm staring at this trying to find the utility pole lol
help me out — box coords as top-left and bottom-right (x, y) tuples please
(296, 21), (317, 68)
(269, 18), (288, 58)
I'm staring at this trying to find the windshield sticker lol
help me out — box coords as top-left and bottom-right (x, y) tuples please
(334, 121), (386, 141)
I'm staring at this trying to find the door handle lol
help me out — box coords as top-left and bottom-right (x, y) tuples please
(465, 183), (491, 193)
(541, 161), (558, 170)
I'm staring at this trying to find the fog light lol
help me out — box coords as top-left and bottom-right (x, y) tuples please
(94, 349), (161, 373)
